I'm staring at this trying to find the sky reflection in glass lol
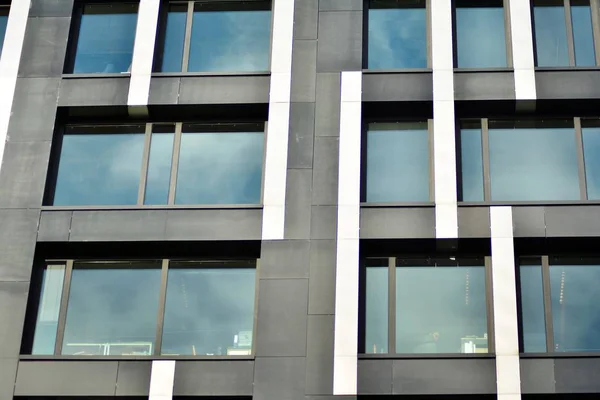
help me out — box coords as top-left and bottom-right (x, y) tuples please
(572, 5), (596, 66)
(365, 265), (388, 354)
(32, 265), (65, 355)
(0, 14), (8, 56)
(583, 127), (600, 199)
(456, 7), (507, 68)
(520, 263), (547, 353)
(160, 6), (187, 72)
(460, 128), (484, 201)
(144, 133), (174, 205)
(534, 6), (569, 66)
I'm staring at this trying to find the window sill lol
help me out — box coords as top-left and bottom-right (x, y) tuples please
(359, 353), (495, 359)
(62, 73), (131, 79)
(459, 201), (600, 207)
(535, 66), (600, 71)
(361, 202), (435, 208)
(41, 204), (263, 211)
(19, 354), (255, 361)
(453, 67), (513, 73)
(362, 68), (432, 74)
(151, 71), (270, 78)
(521, 352), (600, 358)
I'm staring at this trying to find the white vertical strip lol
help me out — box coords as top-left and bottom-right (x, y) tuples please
(262, 0), (294, 240)
(0, 0), (30, 172)
(149, 360), (176, 400)
(333, 71), (362, 396)
(509, 0), (536, 100)
(490, 207), (522, 400)
(128, 0), (161, 109)
(431, 0), (458, 239)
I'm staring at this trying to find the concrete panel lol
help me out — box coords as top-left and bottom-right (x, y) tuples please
(317, 11), (362, 72)
(29, 0), (75, 17)
(284, 169), (313, 239)
(19, 17), (70, 78)
(0, 282), (29, 358)
(360, 207), (436, 239)
(58, 77), (130, 106)
(0, 357), (18, 399)
(179, 75), (270, 104)
(312, 137), (339, 205)
(311, 205), (337, 239)
(392, 358), (496, 394)
(260, 240), (310, 279)
(357, 359), (393, 395)
(520, 358), (555, 394)
(165, 209), (262, 241)
(545, 206), (600, 237)
(308, 239), (336, 315)
(458, 207), (491, 238)
(15, 361), (119, 395)
(115, 361), (152, 396)
(555, 357), (600, 393)
(512, 206), (545, 237)
(454, 72), (516, 101)
(306, 315), (335, 395)
(536, 71), (600, 99)
(148, 77), (180, 104)
(38, 211), (72, 242)
(173, 360), (254, 396)
(288, 102), (315, 169)
(70, 210), (167, 242)
(254, 357), (305, 400)
(0, 209), (39, 281)
(294, 0), (318, 40)
(291, 40), (317, 102)
(362, 73), (433, 102)
(320, 0), (363, 10)
(315, 72), (341, 137)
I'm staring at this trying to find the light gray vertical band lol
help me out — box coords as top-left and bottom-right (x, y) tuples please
(333, 71), (362, 396)
(128, 0), (161, 113)
(508, 0), (537, 99)
(262, 0), (294, 240)
(431, 0), (458, 239)
(149, 360), (176, 400)
(0, 0), (30, 172)
(490, 207), (522, 400)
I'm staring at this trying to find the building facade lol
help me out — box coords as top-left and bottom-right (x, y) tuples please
(1, 0), (600, 399)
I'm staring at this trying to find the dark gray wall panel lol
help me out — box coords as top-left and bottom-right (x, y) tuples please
(38, 211), (72, 242)
(361, 207), (436, 239)
(536, 71), (600, 99)
(288, 103), (315, 169)
(178, 75), (270, 104)
(362, 73), (433, 102)
(0, 209), (39, 281)
(173, 360), (254, 396)
(310, 205), (337, 239)
(555, 357), (600, 393)
(294, 0), (318, 40)
(165, 209), (262, 240)
(9, 78), (60, 142)
(312, 137), (339, 205)
(320, 0), (363, 10)
(19, 17), (70, 78)
(58, 78), (130, 106)
(520, 358), (555, 394)
(308, 239), (336, 315)
(260, 240), (310, 279)
(0, 282), (29, 358)
(0, 357), (18, 399)
(254, 357), (306, 400)
(315, 73), (341, 137)
(291, 40), (317, 102)
(29, 0), (75, 17)
(454, 71), (515, 101)
(305, 315), (334, 395)
(115, 361), (151, 396)
(148, 77), (180, 105)
(14, 361), (119, 395)
(512, 206), (545, 237)
(70, 210), (167, 241)
(458, 207), (490, 238)
(545, 206), (600, 237)
(357, 359), (393, 394)
(317, 11), (362, 72)
(285, 169), (313, 239)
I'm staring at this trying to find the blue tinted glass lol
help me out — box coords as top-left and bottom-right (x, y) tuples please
(73, 4), (138, 73)
(460, 128), (484, 201)
(366, 123), (429, 202)
(162, 267), (255, 356)
(368, 8), (427, 69)
(396, 265), (488, 354)
(550, 264), (600, 352)
(62, 263), (161, 355)
(456, 7), (507, 68)
(366, 265), (388, 354)
(534, 6), (569, 66)
(188, 10), (271, 72)
(489, 125), (580, 201)
(32, 265), (66, 355)
(175, 131), (263, 204)
(583, 127), (600, 199)
(160, 7), (187, 72)
(54, 131), (145, 206)
(0, 14), (8, 56)
(572, 5), (596, 66)
(520, 264), (547, 352)
(144, 133), (174, 205)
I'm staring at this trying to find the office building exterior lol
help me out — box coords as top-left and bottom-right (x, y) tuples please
(2, 0), (600, 398)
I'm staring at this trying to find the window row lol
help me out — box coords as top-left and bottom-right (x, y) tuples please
(28, 259), (256, 356)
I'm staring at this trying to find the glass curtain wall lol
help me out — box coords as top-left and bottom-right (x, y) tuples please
(0, 7), (8, 57)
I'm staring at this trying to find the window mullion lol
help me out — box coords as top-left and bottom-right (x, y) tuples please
(565, 0), (577, 66)
(574, 117), (588, 200)
(54, 260), (74, 355)
(428, 119), (435, 202)
(485, 255), (495, 353)
(168, 123), (183, 205)
(541, 255), (555, 353)
(181, 1), (195, 72)
(153, 259), (170, 356)
(503, 0), (514, 67)
(388, 257), (396, 354)
(137, 123), (153, 205)
(590, 0), (600, 65)
(481, 118), (492, 201)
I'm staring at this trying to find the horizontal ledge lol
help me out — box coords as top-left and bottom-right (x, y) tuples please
(520, 352), (600, 358)
(360, 202), (435, 208)
(454, 68), (513, 73)
(535, 67), (600, 72)
(41, 205), (263, 211)
(359, 353), (495, 359)
(62, 73), (131, 79)
(459, 201), (600, 207)
(152, 71), (270, 77)
(19, 355), (255, 361)
(363, 68), (432, 74)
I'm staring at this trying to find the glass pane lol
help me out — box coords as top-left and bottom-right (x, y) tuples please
(54, 130), (145, 205)
(175, 131), (263, 205)
(572, 5), (596, 66)
(161, 266), (255, 356)
(460, 128), (484, 201)
(366, 122), (430, 202)
(456, 7), (507, 68)
(489, 124), (580, 201)
(583, 127), (600, 199)
(550, 264), (600, 352)
(32, 265), (66, 355)
(368, 7), (427, 69)
(188, 8), (271, 72)
(396, 263), (488, 353)
(0, 12), (8, 56)
(144, 132), (174, 205)
(365, 265), (388, 354)
(534, 6), (569, 66)
(62, 263), (161, 356)
(160, 5), (187, 72)
(520, 263), (547, 352)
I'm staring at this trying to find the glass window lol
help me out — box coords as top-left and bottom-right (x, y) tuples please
(460, 123), (484, 201)
(31, 265), (66, 355)
(160, 4), (187, 72)
(366, 122), (430, 202)
(144, 126), (175, 205)
(161, 262), (256, 356)
(61, 262), (162, 355)
(365, 262), (388, 354)
(71, 3), (138, 74)
(582, 120), (600, 199)
(0, 7), (8, 57)
(572, 1), (596, 66)
(456, 1), (507, 68)
(367, 0), (427, 69)
(519, 260), (547, 352)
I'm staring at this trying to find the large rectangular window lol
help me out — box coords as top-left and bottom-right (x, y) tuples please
(363, 257), (491, 354)
(366, 0), (427, 69)
(158, 1), (271, 73)
(0, 6), (8, 57)
(48, 122), (265, 206)
(27, 259), (257, 356)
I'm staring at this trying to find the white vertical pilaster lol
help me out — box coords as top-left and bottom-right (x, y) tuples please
(490, 207), (522, 400)
(127, 0), (161, 112)
(431, 0), (458, 239)
(333, 71), (362, 396)
(262, 0), (294, 240)
(0, 0), (31, 172)
(509, 0), (536, 100)
(149, 360), (176, 400)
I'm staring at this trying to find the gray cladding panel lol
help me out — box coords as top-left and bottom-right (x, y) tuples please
(305, 315), (334, 395)
(288, 103), (316, 169)
(173, 360), (254, 396)
(317, 11), (363, 72)
(70, 210), (168, 241)
(38, 211), (72, 242)
(360, 207), (436, 238)
(320, 0), (363, 10)
(58, 77), (130, 106)
(254, 357), (306, 400)
(520, 358), (556, 394)
(454, 71), (515, 100)
(0, 282), (29, 358)
(0, 357), (18, 399)
(458, 207), (490, 238)
(9, 78), (60, 142)
(165, 209), (262, 240)
(512, 206), (545, 237)
(148, 77), (181, 105)
(294, 0), (318, 40)
(555, 357), (600, 393)
(545, 206), (600, 237)
(260, 239), (310, 279)
(315, 73), (341, 137)
(308, 239), (336, 315)
(0, 209), (39, 281)
(291, 40), (317, 102)
(19, 17), (70, 78)
(312, 137), (339, 205)
(284, 169), (313, 239)
(536, 70), (600, 99)
(310, 205), (337, 239)
(29, 0), (75, 17)
(362, 73), (433, 102)
(178, 75), (270, 104)
(115, 361), (151, 396)
(357, 359), (393, 394)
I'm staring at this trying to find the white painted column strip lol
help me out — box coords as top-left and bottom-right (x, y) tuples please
(509, 0), (536, 100)
(431, 0), (458, 239)
(490, 207), (522, 400)
(128, 0), (161, 111)
(149, 360), (176, 400)
(333, 71), (362, 396)
(262, 0), (294, 240)
(0, 0), (30, 172)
